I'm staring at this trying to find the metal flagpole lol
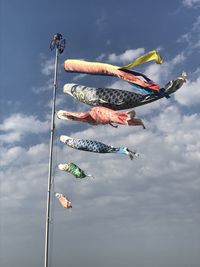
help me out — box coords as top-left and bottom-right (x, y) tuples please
(44, 43), (59, 267)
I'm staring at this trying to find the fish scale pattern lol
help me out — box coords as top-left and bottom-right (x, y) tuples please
(67, 163), (87, 178)
(64, 74), (187, 110)
(65, 138), (118, 154)
(70, 84), (146, 110)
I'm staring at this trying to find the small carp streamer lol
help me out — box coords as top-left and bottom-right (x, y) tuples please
(55, 193), (72, 209)
(57, 106), (145, 128)
(58, 162), (94, 179)
(63, 72), (187, 110)
(64, 50), (162, 92)
(60, 135), (139, 160)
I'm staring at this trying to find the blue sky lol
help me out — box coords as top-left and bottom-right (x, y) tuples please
(0, 0), (200, 267)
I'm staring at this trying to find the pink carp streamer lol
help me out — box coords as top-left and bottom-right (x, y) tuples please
(55, 193), (72, 209)
(64, 50), (162, 92)
(57, 106), (145, 128)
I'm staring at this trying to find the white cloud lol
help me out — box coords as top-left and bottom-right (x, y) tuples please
(96, 53), (106, 61)
(0, 131), (22, 143)
(1, 103), (200, 267)
(136, 97), (169, 117)
(107, 48), (145, 65)
(0, 146), (26, 167)
(32, 79), (53, 94)
(0, 144), (49, 214)
(40, 55), (63, 76)
(0, 143), (48, 168)
(95, 48), (146, 65)
(177, 16), (200, 51)
(192, 15), (200, 30)
(72, 73), (87, 81)
(182, 0), (200, 7)
(41, 57), (55, 76)
(175, 73), (200, 106)
(0, 113), (49, 143)
(96, 12), (107, 31)
(108, 80), (134, 91)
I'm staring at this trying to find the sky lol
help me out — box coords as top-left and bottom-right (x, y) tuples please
(0, 0), (200, 267)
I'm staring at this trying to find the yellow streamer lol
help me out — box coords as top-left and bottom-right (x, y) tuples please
(121, 50), (163, 69)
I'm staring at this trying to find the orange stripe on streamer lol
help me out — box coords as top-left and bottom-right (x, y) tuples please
(64, 51), (162, 91)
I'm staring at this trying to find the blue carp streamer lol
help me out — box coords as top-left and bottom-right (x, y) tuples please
(60, 135), (139, 160)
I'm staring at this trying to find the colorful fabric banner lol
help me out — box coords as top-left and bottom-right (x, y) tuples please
(58, 162), (94, 179)
(57, 106), (145, 128)
(55, 193), (72, 209)
(63, 72), (187, 110)
(63, 83), (146, 110)
(60, 135), (139, 160)
(64, 51), (162, 92)
(121, 50), (162, 69)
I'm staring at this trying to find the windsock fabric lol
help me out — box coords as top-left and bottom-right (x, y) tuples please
(60, 135), (139, 160)
(55, 193), (72, 209)
(57, 106), (145, 128)
(121, 50), (162, 69)
(64, 51), (162, 92)
(58, 162), (93, 179)
(63, 72), (187, 111)
(63, 83), (146, 110)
